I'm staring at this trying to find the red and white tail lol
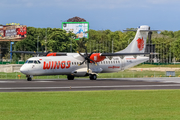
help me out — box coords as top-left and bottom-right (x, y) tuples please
(117, 25), (150, 53)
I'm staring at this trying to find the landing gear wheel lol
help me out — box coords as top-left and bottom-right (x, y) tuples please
(26, 75), (32, 81)
(27, 77), (32, 81)
(89, 74), (97, 80)
(67, 75), (74, 80)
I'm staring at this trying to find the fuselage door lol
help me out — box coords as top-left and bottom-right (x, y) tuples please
(121, 58), (125, 70)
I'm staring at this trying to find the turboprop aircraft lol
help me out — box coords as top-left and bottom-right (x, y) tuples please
(19, 25), (155, 81)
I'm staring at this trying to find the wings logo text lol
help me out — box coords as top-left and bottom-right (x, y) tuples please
(43, 61), (71, 70)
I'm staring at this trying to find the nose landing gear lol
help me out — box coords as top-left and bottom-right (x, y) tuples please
(26, 75), (32, 81)
(67, 75), (74, 80)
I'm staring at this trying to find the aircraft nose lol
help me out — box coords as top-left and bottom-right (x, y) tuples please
(20, 65), (28, 74)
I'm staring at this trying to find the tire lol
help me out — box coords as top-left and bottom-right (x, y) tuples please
(27, 77), (32, 81)
(67, 75), (74, 80)
(89, 74), (97, 80)
(89, 75), (93, 80)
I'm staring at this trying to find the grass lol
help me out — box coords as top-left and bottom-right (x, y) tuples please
(0, 90), (180, 120)
(134, 63), (180, 68)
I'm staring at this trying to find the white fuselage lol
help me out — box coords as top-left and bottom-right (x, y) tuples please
(20, 53), (149, 76)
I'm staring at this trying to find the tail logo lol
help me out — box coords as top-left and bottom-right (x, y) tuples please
(137, 37), (144, 51)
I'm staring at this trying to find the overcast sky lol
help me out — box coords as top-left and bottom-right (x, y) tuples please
(1, 0), (180, 31)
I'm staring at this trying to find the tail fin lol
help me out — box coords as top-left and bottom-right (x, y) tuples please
(117, 25), (150, 53)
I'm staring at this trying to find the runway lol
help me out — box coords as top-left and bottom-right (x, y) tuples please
(0, 77), (180, 92)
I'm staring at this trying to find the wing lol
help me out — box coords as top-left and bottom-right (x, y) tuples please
(10, 51), (67, 56)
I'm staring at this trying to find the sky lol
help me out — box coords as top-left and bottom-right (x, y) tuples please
(1, 0), (180, 31)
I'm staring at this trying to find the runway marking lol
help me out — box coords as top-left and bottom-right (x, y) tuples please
(35, 81), (54, 82)
(0, 81), (16, 83)
(0, 84), (180, 90)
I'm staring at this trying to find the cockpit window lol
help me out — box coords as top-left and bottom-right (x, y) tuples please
(26, 60), (41, 64)
(28, 60), (33, 63)
(38, 60), (41, 64)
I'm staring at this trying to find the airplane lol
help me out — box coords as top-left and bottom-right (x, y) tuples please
(19, 25), (155, 81)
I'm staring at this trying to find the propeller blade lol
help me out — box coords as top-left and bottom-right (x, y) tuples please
(79, 52), (84, 58)
(88, 50), (96, 58)
(45, 51), (51, 56)
(88, 52), (94, 58)
(88, 59), (97, 65)
(80, 60), (86, 65)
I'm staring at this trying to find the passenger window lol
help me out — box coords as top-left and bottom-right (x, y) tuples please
(38, 60), (41, 64)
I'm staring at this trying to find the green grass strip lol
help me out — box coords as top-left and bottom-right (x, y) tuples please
(0, 90), (180, 120)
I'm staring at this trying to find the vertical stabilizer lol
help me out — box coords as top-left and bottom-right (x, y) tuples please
(117, 25), (150, 53)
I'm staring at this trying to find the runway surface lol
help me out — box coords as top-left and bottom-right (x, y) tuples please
(0, 77), (180, 92)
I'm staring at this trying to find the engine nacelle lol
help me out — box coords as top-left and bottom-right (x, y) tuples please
(46, 53), (67, 56)
(47, 53), (57, 56)
(89, 53), (106, 63)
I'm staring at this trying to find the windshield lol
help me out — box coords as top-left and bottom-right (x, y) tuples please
(26, 60), (41, 64)
(38, 60), (41, 64)
(28, 60), (33, 63)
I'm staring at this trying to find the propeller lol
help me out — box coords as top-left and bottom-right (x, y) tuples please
(77, 45), (97, 73)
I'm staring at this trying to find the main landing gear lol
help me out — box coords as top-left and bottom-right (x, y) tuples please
(26, 75), (32, 81)
(67, 75), (74, 80)
(89, 74), (97, 80)
(67, 74), (97, 80)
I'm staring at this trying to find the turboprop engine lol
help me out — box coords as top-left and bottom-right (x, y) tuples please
(89, 53), (106, 63)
